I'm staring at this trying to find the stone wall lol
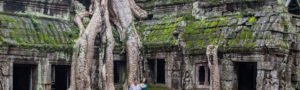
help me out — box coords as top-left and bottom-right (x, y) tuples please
(0, 0), (72, 18)
(192, 0), (280, 18)
(0, 46), (72, 90)
(143, 48), (183, 89)
(0, 0), (299, 90)
(292, 16), (300, 89)
(137, 0), (300, 90)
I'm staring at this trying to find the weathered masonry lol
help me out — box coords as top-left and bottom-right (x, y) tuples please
(135, 0), (300, 89)
(0, 0), (299, 90)
(0, 12), (76, 90)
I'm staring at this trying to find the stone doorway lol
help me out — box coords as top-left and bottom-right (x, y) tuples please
(235, 62), (257, 90)
(287, 0), (300, 15)
(148, 59), (165, 84)
(195, 63), (210, 88)
(51, 65), (70, 90)
(114, 61), (126, 84)
(13, 64), (37, 90)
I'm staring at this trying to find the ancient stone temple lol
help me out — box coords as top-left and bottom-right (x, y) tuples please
(0, 0), (299, 90)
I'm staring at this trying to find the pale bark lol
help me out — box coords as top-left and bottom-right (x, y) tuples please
(111, 0), (146, 87)
(69, 0), (146, 89)
(206, 45), (220, 90)
(103, 0), (115, 89)
(74, 11), (89, 35)
(69, 0), (104, 90)
(129, 0), (147, 18)
(126, 25), (140, 86)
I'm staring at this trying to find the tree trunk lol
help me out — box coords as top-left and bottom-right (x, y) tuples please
(126, 25), (140, 86)
(206, 45), (220, 90)
(69, 0), (146, 90)
(69, 0), (105, 90)
(111, 0), (146, 87)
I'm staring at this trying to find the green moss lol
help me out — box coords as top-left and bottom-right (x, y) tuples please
(0, 14), (16, 22)
(0, 13), (77, 51)
(143, 17), (183, 46)
(82, 17), (90, 27)
(234, 14), (244, 19)
(280, 21), (288, 27)
(248, 17), (257, 23)
(183, 14), (260, 53)
(227, 28), (255, 51)
(184, 16), (226, 49)
(184, 27), (220, 49)
(218, 18), (230, 26)
(208, 0), (219, 3)
(209, 21), (218, 27)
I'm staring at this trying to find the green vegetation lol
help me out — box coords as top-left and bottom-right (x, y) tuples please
(0, 13), (78, 51)
(148, 87), (168, 90)
(183, 17), (228, 49)
(182, 14), (259, 54)
(208, 0), (218, 3)
(298, 70), (300, 79)
(147, 85), (168, 90)
(227, 28), (256, 51)
(248, 17), (257, 23)
(139, 17), (183, 48)
(135, 11), (293, 54)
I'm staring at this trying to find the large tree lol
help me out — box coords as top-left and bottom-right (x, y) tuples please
(68, 0), (147, 90)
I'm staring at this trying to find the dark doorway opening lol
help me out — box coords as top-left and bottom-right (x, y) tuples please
(288, 0), (300, 15)
(4, 0), (26, 12)
(199, 66), (205, 84)
(114, 61), (126, 84)
(235, 62), (257, 90)
(157, 60), (165, 83)
(195, 64), (210, 88)
(13, 64), (37, 90)
(78, 0), (91, 11)
(51, 65), (71, 90)
(148, 59), (165, 84)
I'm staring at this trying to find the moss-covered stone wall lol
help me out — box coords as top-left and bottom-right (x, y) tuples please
(0, 13), (78, 51)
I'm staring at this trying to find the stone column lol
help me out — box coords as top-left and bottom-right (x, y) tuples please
(166, 53), (173, 89)
(36, 58), (51, 90)
(220, 59), (236, 90)
(171, 52), (182, 89)
(0, 60), (13, 90)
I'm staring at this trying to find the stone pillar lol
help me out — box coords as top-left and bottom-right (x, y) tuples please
(171, 53), (182, 89)
(182, 56), (192, 90)
(220, 59), (236, 90)
(0, 1), (4, 11)
(36, 58), (51, 90)
(166, 53), (173, 89)
(0, 60), (13, 90)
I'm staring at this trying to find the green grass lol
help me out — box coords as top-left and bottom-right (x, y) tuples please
(147, 85), (168, 90)
(148, 87), (168, 90)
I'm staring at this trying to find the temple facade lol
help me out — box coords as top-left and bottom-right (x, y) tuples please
(0, 0), (299, 90)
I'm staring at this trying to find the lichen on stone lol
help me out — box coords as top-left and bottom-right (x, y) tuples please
(0, 13), (78, 51)
(138, 16), (183, 48)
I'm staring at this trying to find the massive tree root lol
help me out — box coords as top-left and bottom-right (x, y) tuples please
(68, 0), (147, 90)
